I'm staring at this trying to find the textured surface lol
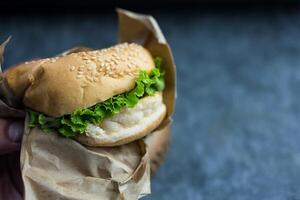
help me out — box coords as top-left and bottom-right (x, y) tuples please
(1, 8), (300, 200)
(6, 43), (154, 117)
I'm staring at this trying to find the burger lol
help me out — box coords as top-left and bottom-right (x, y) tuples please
(4, 43), (167, 146)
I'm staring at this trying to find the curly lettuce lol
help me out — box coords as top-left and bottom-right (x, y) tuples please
(28, 57), (165, 137)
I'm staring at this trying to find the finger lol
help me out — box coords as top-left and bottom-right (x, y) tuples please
(0, 119), (24, 155)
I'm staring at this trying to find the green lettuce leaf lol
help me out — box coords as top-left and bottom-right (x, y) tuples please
(28, 57), (165, 138)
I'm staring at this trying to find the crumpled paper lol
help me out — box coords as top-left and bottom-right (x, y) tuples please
(0, 9), (176, 200)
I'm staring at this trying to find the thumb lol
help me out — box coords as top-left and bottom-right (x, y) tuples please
(0, 119), (24, 155)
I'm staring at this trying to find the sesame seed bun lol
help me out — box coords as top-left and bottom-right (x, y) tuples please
(5, 43), (155, 117)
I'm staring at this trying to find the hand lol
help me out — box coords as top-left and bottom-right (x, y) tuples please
(0, 54), (25, 199)
(0, 119), (24, 200)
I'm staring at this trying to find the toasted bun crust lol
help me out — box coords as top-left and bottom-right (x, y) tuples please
(5, 43), (155, 117)
(75, 93), (166, 146)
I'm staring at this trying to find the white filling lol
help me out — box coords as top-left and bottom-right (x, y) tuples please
(85, 93), (165, 142)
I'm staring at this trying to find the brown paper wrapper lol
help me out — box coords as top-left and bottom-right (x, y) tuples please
(0, 9), (176, 200)
(0, 36), (11, 72)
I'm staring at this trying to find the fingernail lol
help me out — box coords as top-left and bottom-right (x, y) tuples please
(8, 121), (24, 142)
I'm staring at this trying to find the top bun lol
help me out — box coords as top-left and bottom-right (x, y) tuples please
(5, 43), (155, 117)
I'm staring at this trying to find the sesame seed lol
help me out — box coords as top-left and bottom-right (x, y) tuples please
(69, 66), (76, 71)
(111, 66), (116, 70)
(76, 75), (83, 79)
(86, 75), (91, 80)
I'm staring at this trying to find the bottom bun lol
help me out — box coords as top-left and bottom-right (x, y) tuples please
(75, 92), (167, 147)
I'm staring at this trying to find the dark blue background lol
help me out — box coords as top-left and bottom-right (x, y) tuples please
(1, 7), (300, 200)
